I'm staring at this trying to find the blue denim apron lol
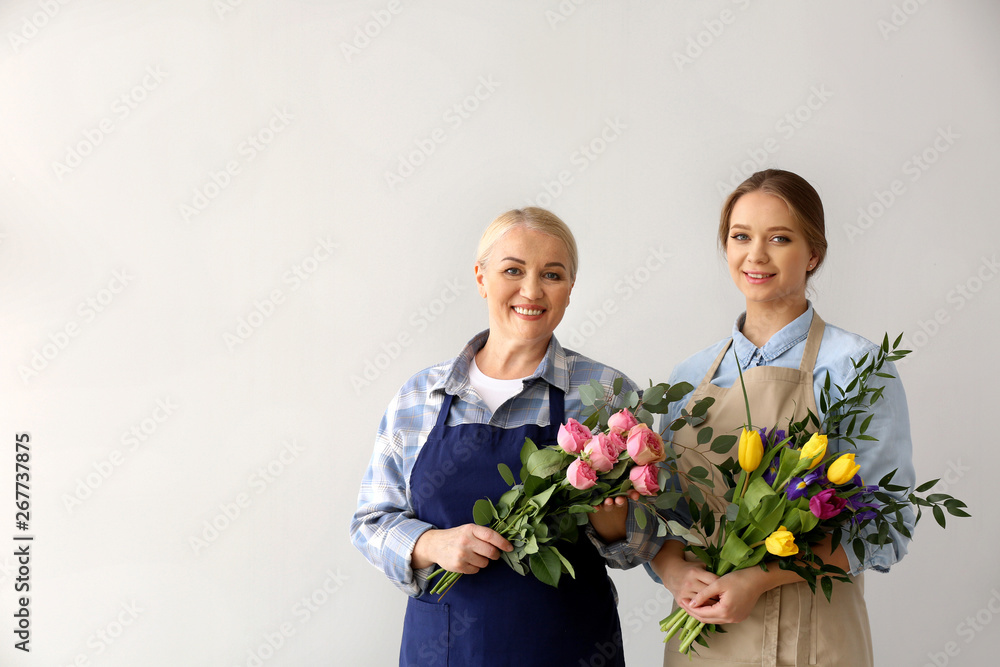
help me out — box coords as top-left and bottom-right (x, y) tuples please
(401, 385), (625, 667)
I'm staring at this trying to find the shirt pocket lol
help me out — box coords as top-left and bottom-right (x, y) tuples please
(400, 596), (449, 667)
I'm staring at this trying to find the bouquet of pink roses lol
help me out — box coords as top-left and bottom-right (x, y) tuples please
(428, 378), (717, 597)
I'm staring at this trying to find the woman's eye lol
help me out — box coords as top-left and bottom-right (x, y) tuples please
(771, 235), (790, 243)
(544, 272), (562, 280)
(731, 233), (749, 242)
(504, 267), (522, 276)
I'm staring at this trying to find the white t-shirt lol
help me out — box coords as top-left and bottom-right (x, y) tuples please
(468, 356), (527, 414)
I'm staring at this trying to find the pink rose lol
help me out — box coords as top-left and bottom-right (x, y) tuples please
(608, 409), (639, 437)
(626, 424), (666, 465)
(557, 418), (592, 455)
(584, 433), (618, 473)
(809, 488), (847, 520)
(608, 430), (628, 457)
(629, 464), (660, 496)
(566, 459), (597, 490)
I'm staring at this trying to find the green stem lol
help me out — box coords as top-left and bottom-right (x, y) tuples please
(733, 344), (753, 429)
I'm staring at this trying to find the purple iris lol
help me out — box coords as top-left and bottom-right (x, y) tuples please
(762, 454), (781, 485)
(803, 468), (827, 487)
(786, 477), (809, 501)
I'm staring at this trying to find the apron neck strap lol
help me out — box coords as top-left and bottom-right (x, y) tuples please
(700, 340), (733, 388)
(798, 311), (826, 374)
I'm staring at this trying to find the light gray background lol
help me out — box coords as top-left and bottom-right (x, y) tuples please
(1, 1), (996, 666)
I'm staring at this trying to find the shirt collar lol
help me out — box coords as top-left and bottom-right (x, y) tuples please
(732, 302), (814, 367)
(434, 330), (568, 395)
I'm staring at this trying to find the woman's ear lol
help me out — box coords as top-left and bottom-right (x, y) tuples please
(474, 264), (487, 298)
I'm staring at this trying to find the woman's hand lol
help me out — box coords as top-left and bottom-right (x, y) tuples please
(683, 568), (767, 624)
(651, 541), (718, 608)
(411, 524), (512, 574)
(587, 494), (633, 542)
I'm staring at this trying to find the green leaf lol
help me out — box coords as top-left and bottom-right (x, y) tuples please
(720, 533), (753, 567)
(664, 382), (694, 404)
(520, 438), (539, 467)
(853, 539), (866, 563)
(527, 448), (567, 479)
(710, 434), (737, 454)
(550, 546), (576, 579)
(589, 378), (606, 399)
(688, 466), (710, 480)
(821, 576), (833, 603)
(473, 498), (494, 526)
(579, 383), (597, 407)
(933, 505), (946, 528)
(914, 479), (939, 493)
(697, 427), (714, 446)
(497, 463), (515, 487)
(612, 377), (623, 396)
(655, 491), (682, 510)
(531, 484), (557, 509)
(634, 505), (647, 530)
(529, 547), (563, 587)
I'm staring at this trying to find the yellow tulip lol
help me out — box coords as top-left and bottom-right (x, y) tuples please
(827, 453), (861, 485)
(799, 433), (828, 469)
(765, 526), (799, 557)
(738, 428), (764, 472)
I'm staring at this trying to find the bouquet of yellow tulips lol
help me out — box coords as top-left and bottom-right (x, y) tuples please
(660, 335), (969, 655)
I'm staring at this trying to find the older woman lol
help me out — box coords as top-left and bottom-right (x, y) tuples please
(350, 207), (658, 667)
(649, 170), (916, 666)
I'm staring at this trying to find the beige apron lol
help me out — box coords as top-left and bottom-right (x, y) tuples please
(665, 312), (873, 667)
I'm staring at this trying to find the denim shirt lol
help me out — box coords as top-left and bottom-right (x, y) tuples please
(660, 304), (916, 576)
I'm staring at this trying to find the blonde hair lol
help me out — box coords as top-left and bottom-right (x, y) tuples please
(719, 169), (828, 277)
(476, 207), (579, 281)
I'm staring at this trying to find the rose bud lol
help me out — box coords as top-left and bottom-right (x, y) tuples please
(557, 418), (593, 455)
(626, 424), (666, 465)
(584, 433), (618, 473)
(629, 464), (660, 496)
(566, 459), (597, 490)
(607, 409), (639, 437)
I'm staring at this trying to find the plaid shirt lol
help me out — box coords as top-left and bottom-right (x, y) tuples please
(350, 331), (664, 597)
